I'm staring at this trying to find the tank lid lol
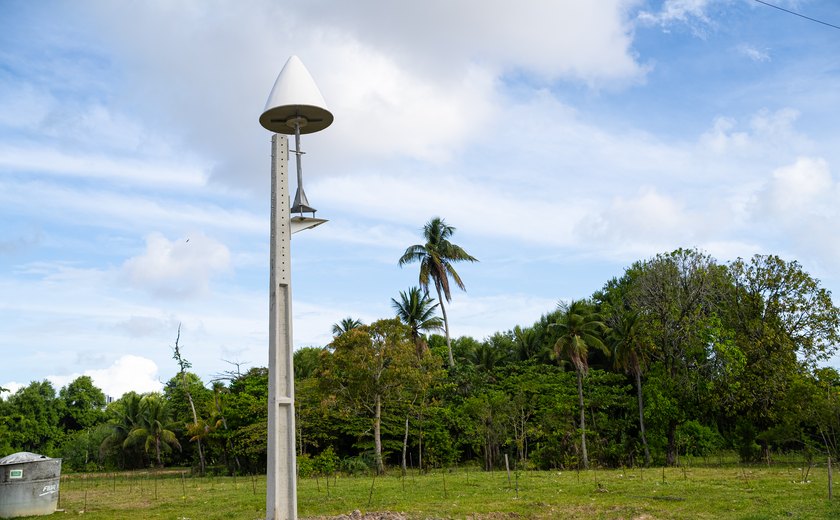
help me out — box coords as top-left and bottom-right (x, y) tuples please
(0, 452), (52, 465)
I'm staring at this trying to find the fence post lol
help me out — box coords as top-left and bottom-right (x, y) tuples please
(504, 454), (511, 489)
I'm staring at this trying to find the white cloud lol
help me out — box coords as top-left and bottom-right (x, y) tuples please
(699, 109), (803, 155)
(758, 157), (834, 214)
(47, 355), (163, 399)
(700, 116), (751, 153)
(577, 187), (692, 253)
(71, 1), (648, 190)
(315, 44), (498, 165)
(750, 157), (840, 273)
(294, 0), (646, 85)
(122, 232), (231, 298)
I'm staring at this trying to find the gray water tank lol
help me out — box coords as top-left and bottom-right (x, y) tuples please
(0, 452), (62, 518)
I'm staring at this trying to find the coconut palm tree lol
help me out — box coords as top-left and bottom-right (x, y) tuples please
(552, 299), (609, 469)
(100, 392), (145, 468)
(331, 317), (363, 336)
(123, 394), (182, 468)
(399, 217), (478, 366)
(391, 286), (444, 357)
(610, 311), (652, 465)
(467, 340), (509, 372)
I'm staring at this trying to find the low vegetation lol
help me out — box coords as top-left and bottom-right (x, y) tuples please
(50, 461), (839, 519)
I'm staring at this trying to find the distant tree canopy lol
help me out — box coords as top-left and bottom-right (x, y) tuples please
(2, 249), (838, 473)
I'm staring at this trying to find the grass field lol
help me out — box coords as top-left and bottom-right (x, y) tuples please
(46, 460), (839, 519)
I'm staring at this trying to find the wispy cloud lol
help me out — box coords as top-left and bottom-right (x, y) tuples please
(736, 43), (771, 62)
(0, 144), (208, 188)
(636, 0), (714, 32)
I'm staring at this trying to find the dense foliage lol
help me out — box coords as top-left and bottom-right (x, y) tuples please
(1, 249), (839, 474)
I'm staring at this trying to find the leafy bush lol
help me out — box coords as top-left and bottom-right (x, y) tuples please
(297, 453), (314, 478)
(314, 446), (339, 477)
(677, 420), (722, 457)
(340, 454), (371, 475)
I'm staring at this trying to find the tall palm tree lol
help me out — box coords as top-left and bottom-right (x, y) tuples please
(123, 394), (182, 468)
(399, 217), (478, 366)
(552, 299), (608, 469)
(610, 311), (652, 466)
(331, 317), (363, 336)
(391, 286), (444, 357)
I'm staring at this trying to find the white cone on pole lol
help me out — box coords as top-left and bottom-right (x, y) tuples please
(260, 55), (333, 134)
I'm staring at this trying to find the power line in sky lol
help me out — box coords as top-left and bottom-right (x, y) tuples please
(753, 0), (840, 31)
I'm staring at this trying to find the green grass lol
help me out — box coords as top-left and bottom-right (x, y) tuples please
(42, 463), (840, 519)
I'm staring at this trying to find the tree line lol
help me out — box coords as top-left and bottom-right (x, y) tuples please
(1, 218), (839, 476)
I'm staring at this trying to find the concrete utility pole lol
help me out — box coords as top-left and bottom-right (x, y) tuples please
(266, 133), (296, 520)
(259, 55), (332, 520)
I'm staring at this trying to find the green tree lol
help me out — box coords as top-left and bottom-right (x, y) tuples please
(124, 394), (182, 468)
(2, 381), (63, 454)
(391, 286), (444, 356)
(319, 319), (433, 473)
(458, 390), (511, 470)
(59, 423), (113, 471)
(551, 299), (609, 469)
(332, 317), (363, 336)
(626, 248), (729, 465)
(225, 368), (269, 473)
(725, 254), (840, 459)
(399, 217), (478, 367)
(59, 376), (106, 432)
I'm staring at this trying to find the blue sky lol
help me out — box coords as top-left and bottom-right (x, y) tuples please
(2, 0), (840, 398)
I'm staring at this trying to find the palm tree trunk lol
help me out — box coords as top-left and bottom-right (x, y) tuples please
(577, 369), (589, 469)
(155, 436), (163, 467)
(183, 383), (206, 475)
(635, 369), (651, 466)
(435, 285), (455, 367)
(374, 393), (384, 474)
